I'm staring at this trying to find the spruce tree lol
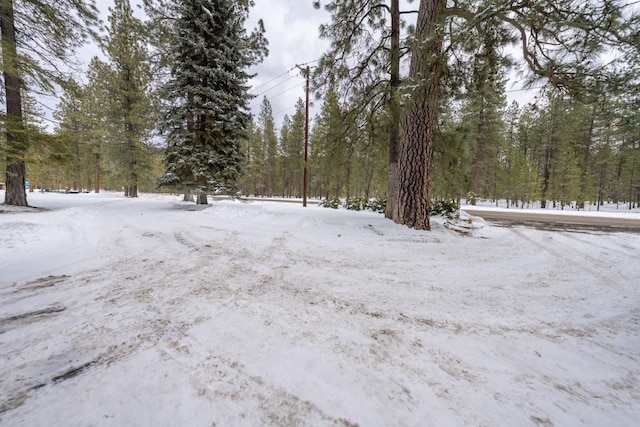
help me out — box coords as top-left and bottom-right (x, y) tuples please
(158, 0), (267, 204)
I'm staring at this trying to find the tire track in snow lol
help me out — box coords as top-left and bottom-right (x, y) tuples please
(158, 336), (358, 426)
(559, 231), (640, 259)
(507, 227), (617, 288)
(0, 231), (230, 418)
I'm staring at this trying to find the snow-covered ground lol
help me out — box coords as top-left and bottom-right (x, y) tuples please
(1, 191), (639, 426)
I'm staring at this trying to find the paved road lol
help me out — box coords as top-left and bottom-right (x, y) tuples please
(462, 208), (640, 232)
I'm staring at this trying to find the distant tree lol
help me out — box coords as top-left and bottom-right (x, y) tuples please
(1, 0), (99, 205)
(352, 107), (388, 200)
(240, 120), (260, 196)
(616, 97), (640, 208)
(21, 95), (57, 191)
(53, 81), (88, 191)
(499, 101), (539, 207)
(99, 0), (155, 198)
(257, 97), (278, 197)
(462, 17), (509, 204)
(279, 99), (305, 198)
(310, 84), (347, 199)
(53, 62), (110, 193)
(431, 104), (472, 202)
(158, 0), (267, 204)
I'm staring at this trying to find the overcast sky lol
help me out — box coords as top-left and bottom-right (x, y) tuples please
(245, 0), (331, 128)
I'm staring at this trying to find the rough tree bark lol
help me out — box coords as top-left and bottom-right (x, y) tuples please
(95, 153), (100, 193)
(385, 0), (400, 220)
(196, 192), (208, 205)
(1, 0), (28, 206)
(393, 0), (446, 230)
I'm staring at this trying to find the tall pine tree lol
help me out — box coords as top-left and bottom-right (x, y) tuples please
(101, 0), (155, 198)
(1, 0), (98, 205)
(159, 0), (267, 204)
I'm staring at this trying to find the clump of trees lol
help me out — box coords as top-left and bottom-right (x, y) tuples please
(310, 0), (640, 228)
(1, 0), (266, 203)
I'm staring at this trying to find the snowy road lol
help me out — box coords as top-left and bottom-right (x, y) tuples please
(463, 206), (640, 232)
(1, 192), (639, 426)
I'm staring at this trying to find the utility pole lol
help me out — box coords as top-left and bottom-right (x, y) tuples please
(303, 65), (310, 207)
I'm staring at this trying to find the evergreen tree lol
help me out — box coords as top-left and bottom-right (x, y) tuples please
(279, 99), (305, 198)
(310, 85), (347, 199)
(431, 104), (472, 202)
(352, 107), (388, 200)
(158, 0), (267, 204)
(53, 81), (88, 191)
(1, 0), (99, 206)
(240, 119), (260, 196)
(462, 17), (509, 204)
(21, 95), (57, 191)
(500, 101), (539, 207)
(100, 0), (155, 198)
(279, 115), (294, 197)
(53, 62), (109, 193)
(313, 0), (404, 217)
(257, 97), (278, 197)
(616, 97), (640, 208)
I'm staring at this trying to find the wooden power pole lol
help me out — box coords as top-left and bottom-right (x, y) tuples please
(304, 65), (310, 207)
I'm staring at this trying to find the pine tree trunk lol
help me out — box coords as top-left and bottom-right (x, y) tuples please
(540, 147), (552, 209)
(1, 0), (28, 207)
(95, 153), (100, 193)
(196, 193), (208, 205)
(386, 0), (400, 220)
(128, 151), (138, 197)
(394, 0), (445, 230)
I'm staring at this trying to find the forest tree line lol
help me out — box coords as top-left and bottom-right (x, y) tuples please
(10, 63), (640, 211)
(2, 0), (639, 228)
(243, 87), (640, 210)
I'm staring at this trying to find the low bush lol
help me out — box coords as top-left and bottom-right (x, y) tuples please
(320, 196), (341, 209)
(431, 199), (459, 218)
(320, 196), (457, 218)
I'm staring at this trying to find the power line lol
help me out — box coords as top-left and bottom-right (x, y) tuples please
(251, 75), (296, 98)
(251, 81), (306, 107)
(268, 81), (306, 100)
(250, 57), (321, 94)
(249, 70), (291, 94)
(273, 105), (296, 116)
